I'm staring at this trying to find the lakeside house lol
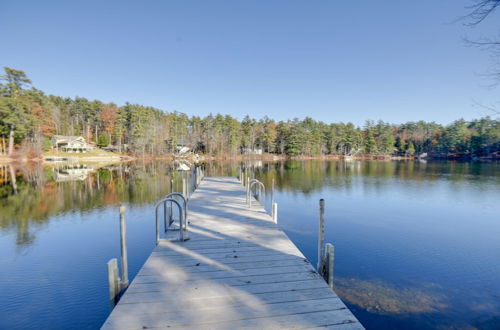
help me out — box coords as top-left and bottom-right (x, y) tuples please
(52, 135), (95, 153)
(165, 138), (196, 155)
(241, 146), (263, 155)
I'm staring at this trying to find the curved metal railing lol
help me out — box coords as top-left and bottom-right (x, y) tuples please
(249, 180), (265, 207)
(163, 192), (188, 231)
(154, 198), (188, 244)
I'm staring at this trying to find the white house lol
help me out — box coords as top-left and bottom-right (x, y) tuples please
(52, 135), (95, 153)
(241, 146), (263, 155)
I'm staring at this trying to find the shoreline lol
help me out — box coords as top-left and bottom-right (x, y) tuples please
(1, 153), (498, 165)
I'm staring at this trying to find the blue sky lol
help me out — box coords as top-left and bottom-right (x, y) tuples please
(1, 0), (499, 125)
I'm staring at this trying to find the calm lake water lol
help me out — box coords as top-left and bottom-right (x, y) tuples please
(0, 160), (499, 329)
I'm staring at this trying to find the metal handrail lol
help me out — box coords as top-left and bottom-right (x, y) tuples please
(250, 180), (265, 198)
(247, 179), (260, 202)
(155, 198), (188, 244)
(164, 193), (188, 230)
(249, 180), (265, 207)
(248, 178), (260, 185)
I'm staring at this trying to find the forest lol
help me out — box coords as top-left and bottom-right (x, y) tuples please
(1, 67), (499, 159)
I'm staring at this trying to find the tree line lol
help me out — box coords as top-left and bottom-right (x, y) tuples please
(1, 67), (499, 158)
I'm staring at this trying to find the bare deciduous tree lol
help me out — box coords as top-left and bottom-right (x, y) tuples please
(466, 0), (500, 26)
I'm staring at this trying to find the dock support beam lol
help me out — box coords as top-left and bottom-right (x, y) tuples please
(272, 202), (278, 223)
(169, 179), (174, 224)
(270, 178), (275, 217)
(317, 199), (325, 272)
(107, 258), (119, 309)
(119, 204), (129, 288)
(246, 177), (250, 206)
(182, 178), (187, 198)
(107, 205), (130, 309)
(325, 243), (335, 289)
(271, 178), (275, 205)
(196, 167), (201, 186)
(316, 199), (335, 288)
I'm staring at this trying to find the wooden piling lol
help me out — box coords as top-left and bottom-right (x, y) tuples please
(272, 202), (278, 223)
(325, 243), (335, 289)
(107, 258), (119, 308)
(119, 204), (129, 288)
(246, 177), (250, 206)
(271, 178), (275, 205)
(317, 199), (325, 273)
(271, 178), (275, 217)
(196, 167), (200, 186)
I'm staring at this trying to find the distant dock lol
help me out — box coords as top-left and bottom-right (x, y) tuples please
(101, 177), (363, 329)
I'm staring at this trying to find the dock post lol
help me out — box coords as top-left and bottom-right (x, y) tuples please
(190, 169), (194, 194)
(119, 204), (129, 289)
(325, 243), (335, 289)
(246, 177), (250, 206)
(169, 179), (174, 226)
(169, 179), (174, 224)
(317, 199), (325, 274)
(107, 258), (120, 308)
(249, 183), (253, 208)
(163, 199), (167, 232)
(271, 178), (275, 216)
(272, 202), (278, 223)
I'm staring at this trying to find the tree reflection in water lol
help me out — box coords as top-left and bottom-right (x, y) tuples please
(0, 162), (187, 246)
(2, 160), (498, 246)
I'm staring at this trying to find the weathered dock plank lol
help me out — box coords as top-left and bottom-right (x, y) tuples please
(101, 177), (363, 330)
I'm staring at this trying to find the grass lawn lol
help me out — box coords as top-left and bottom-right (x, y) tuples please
(44, 149), (122, 158)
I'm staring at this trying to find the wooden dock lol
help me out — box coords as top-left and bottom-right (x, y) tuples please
(101, 177), (364, 329)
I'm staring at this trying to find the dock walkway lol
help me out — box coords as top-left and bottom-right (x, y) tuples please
(102, 177), (363, 329)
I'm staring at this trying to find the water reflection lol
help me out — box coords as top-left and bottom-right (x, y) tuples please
(0, 160), (499, 330)
(53, 164), (95, 182)
(0, 162), (191, 246)
(2, 160), (498, 247)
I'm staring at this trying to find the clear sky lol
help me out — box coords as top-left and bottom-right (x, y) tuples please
(1, 0), (499, 125)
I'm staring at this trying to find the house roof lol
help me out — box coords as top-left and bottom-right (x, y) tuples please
(53, 135), (86, 143)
